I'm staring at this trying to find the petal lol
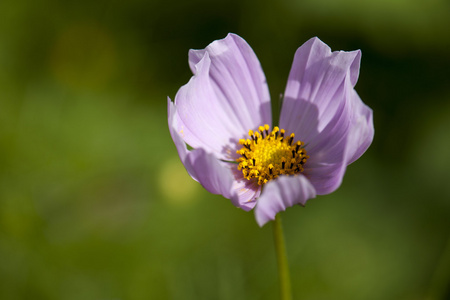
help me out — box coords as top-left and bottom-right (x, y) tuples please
(254, 175), (316, 227)
(280, 37), (373, 194)
(168, 98), (233, 194)
(174, 33), (271, 161)
(280, 37), (361, 146)
(229, 167), (261, 211)
(168, 97), (197, 181)
(169, 98), (260, 209)
(346, 90), (374, 165)
(184, 149), (236, 199)
(303, 76), (373, 194)
(304, 91), (373, 194)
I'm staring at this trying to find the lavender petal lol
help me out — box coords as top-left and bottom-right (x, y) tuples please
(254, 175), (316, 227)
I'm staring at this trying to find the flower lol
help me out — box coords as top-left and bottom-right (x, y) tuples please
(168, 33), (374, 226)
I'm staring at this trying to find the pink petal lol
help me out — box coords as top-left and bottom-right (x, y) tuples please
(254, 175), (316, 227)
(174, 33), (271, 161)
(346, 90), (374, 165)
(168, 99), (260, 209)
(280, 37), (373, 194)
(229, 167), (261, 211)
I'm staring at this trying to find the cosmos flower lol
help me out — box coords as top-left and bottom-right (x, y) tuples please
(168, 33), (374, 226)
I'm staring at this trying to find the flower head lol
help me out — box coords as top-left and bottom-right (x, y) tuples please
(168, 33), (374, 226)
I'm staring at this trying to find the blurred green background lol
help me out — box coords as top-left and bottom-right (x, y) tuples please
(1, 0), (449, 299)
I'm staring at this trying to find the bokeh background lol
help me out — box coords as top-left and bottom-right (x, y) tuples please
(1, 0), (449, 299)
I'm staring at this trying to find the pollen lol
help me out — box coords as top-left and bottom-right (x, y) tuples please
(236, 124), (309, 185)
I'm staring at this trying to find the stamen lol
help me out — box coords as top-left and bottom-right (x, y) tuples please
(290, 158), (295, 169)
(236, 125), (309, 185)
(259, 126), (265, 138)
(288, 133), (295, 145)
(274, 126), (279, 139)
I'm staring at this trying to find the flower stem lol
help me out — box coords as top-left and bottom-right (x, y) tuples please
(273, 213), (292, 300)
(426, 234), (450, 300)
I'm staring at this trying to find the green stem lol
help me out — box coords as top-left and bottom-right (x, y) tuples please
(273, 213), (292, 300)
(427, 234), (450, 300)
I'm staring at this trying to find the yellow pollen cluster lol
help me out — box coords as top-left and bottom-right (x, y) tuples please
(236, 124), (309, 185)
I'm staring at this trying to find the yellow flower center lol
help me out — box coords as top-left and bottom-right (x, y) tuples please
(236, 124), (309, 185)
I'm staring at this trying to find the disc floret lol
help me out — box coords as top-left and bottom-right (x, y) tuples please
(236, 124), (309, 185)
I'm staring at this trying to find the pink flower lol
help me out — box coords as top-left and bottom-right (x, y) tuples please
(168, 33), (374, 226)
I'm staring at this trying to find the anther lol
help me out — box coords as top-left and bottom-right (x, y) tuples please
(259, 126), (265, 138)
(295, 142), (301, 152)
(288, 133), (295, 145)
(290, 158), (296, 169)
(254, 132), (260, 143)
(274, 126), (280, 139)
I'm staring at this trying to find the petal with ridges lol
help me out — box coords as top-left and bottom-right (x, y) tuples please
(168, 98), (233, 196)
(254, 175), (316, 227)
(229, 167), (260, 211)
(168, 98), (198, 181)
(184, 148), (235, 199)
(280, 37), (362, 146)
(174, 33), (271, 161)
(169, 98), (260, 209)
(346, 90), (374, 165)
(280, 37), (373, 194)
